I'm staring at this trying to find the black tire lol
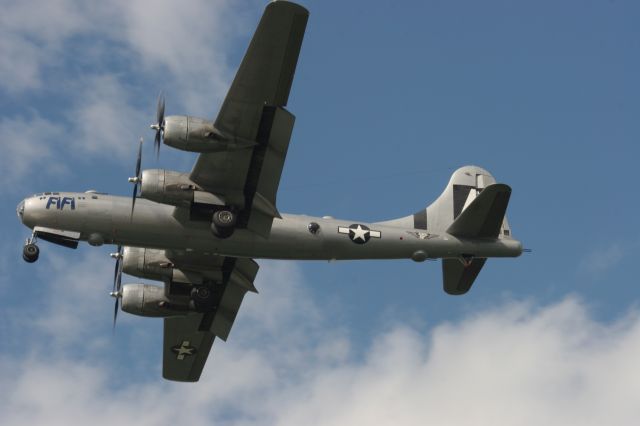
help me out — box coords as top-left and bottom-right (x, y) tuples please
(191, 285), (216, 311)
(211, 209), (236, 239)
(212, 209), (236, 228)
(22, 243), (39, 263)
(211, 224), (234, 239)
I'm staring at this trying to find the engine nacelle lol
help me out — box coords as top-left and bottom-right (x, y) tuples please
(121, 283), (222, 317)
(163, 115), (228, 152)
(140, 169), (226, 208)
(122, 247), (223, 283)
(122, 247), (173, 281)
(121, 284), (191, 317)
(140, 169), (197, 207)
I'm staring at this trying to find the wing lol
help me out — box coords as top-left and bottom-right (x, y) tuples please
(189, 1), (309, 237)
(162, 256), (259, 382)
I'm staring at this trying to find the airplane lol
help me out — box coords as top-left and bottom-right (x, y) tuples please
(15, 1), (523, 382)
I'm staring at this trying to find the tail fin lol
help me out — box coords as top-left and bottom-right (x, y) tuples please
(441, 183), (511, 294)
(376, 165), (515, 295)
(378, 165), (513, 237)
(419, 166), (512, 236)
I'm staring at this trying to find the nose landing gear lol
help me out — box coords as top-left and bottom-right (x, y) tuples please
(22, 234), (39, 263)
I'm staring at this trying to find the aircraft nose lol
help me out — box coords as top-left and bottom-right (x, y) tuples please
(17, 197), (36, 228)
(16, 199), (25, 223)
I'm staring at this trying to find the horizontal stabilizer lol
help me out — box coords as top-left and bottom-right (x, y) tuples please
(446, 184), (511, 239)
(442, 258), (487, 295)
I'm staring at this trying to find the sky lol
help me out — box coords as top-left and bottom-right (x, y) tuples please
(1, 0), (639, 424)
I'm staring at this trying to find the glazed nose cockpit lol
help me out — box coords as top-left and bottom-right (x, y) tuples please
(16, 199), (25, 223)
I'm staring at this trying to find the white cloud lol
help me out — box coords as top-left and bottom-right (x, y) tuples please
(110, 0), (243, 114)
(31, 249), (114, 347)
(66, 74), (147, 159)
(0, 0), (89, 91)
(0, 115), (68, 189)
(0, 0), (254, 188)
(0, 0), (247, 109)
(2, 250), (640, 425)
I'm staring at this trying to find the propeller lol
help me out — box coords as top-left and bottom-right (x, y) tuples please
(150, 92), (165, 159)
(109, 246), (124, 330)
(128, 137), (144, 219)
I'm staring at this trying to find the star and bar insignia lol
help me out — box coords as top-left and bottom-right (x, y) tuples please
(338, 224), (381, 244)
(171, 341), (197, 360)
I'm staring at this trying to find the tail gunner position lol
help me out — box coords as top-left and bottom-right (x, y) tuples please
(16, 1), (523, 382)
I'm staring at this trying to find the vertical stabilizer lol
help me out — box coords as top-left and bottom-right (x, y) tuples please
(419, 166), (512, 236)
(376, 165), (517, 295)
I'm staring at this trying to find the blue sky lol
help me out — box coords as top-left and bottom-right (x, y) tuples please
(1, 0), (639, 424)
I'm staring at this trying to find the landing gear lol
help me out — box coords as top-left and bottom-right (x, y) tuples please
(22, 234), (39, 263)
(211, 208), (237, 239)
(191, 284), (218, 311)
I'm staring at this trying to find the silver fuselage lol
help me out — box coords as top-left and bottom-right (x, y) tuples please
(18, 192), (522, 261)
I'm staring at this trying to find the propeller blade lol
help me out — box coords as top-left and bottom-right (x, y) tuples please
(112, 296), (119, 331)
(135, 137), (143, 178)
(153, 92), (165, 160)
(116, 252), (123, 293)
(112, 245), (122, 292)
(130, 182), (138, 220)
(111, 245), (123, 332)
(154, 131), (161, 159)
(130, 138), (143, 220)
(156, 92), (165, 125)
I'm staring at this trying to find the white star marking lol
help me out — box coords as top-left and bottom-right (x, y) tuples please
(338, 225), (381, 243)
(173, 341), (196, 360)
(350, 225), (369, 242)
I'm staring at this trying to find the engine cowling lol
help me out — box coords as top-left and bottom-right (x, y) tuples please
(121, 284), (191, 317)
(163, 115), (227, 152)
(122, 247), (223, 283)
(122, 247), (173, 281)
(140, 169), (197, 207)
(121, 283), (221, 317)
(140, 169), (226, 208)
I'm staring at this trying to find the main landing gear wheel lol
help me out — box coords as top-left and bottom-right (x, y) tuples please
(191, 285), (216, 311)
(22, 243), (39, 263)
(211, 209), (237, 239)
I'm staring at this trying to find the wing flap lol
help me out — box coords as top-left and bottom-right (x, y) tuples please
(239, 106), (294, 236)
(207, 257), (259, 341)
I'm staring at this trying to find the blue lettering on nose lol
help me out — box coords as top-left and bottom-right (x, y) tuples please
(60, 197), (76, 210)
(46, 197), (59, 210)
(46, 196), (76, 210)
